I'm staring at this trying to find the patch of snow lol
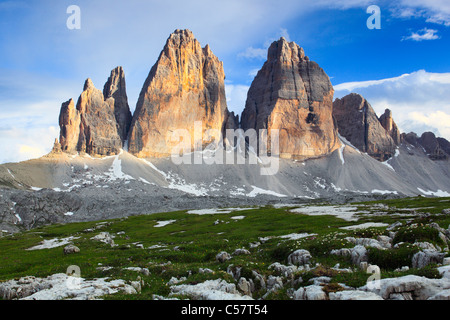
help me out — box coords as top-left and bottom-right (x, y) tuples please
(148, 244), (167, 250)
(290, 205), (360, 222)
(30, 187), (42, 191)
(7, 169), (15, 179)
(106, 152), (134, 181)
(139, 177), (154, 185)
(340, 223), (389, 230)
(247, 186), (287, 198)
(331, 183), (342, 192)
(278, 233), (317, 240)
(371, 189), (398, 195)
(338, 133), (360, 153)
(167, 180), (208, 196)
(64, 212), (74, 216)
(395, 148), (400, 157)
(26, 236), (80, 251)
(139, 158), (168, 178)
(381, 159), (395, 171)
(338, 144), (345, 165)
(417, 188), (450, 197)
(14, 214), (22, 223)
(230, 216), (246, 220)
(154, 220), (176, 228)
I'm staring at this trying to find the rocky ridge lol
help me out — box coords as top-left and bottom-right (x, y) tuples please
(59, 73), (131, 157)
(240, 37), (340, 160)
(333, 93), (398, 161)
(127, 29), (229, 158)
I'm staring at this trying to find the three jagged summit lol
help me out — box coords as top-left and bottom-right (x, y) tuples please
(55, 29), (450, 162)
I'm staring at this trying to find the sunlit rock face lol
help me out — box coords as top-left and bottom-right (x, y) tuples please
(128, 29), (229, 158)
(240, 37), (340, 160)
(59, 77), (125, 157)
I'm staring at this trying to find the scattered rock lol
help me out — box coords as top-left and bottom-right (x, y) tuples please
(287, 249), (311, 266)
(351, 245), (368, 266)
(293, 285), (327, 300)
(198, 268), (214, 274)
(216, 251), (231, 263)
(412, 250), (445, 269)
(169, 279), (252, 300)
(91, 232), (116, 247)
(0, 274), (137, 300)
(232, 248), (250, 256)
(361, 275), (450, 300)
(268, 262), (298, 279)
(329, 290), (383, 300)
(63, 244), (80, 255)
(238, 277), (253, 296)
(266, 276), (283, 293)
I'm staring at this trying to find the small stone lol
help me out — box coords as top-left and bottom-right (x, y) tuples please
(63, 245), (80, 255)
(216, 251), (231, 263)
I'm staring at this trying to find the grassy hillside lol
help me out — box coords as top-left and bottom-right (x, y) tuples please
(1, 197), (449, 300)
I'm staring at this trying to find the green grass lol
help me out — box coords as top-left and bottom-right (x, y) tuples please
(0, 196), (449, 300)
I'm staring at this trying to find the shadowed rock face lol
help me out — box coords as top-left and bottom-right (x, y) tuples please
(59, 77), (125, 157)
(128, 29), (229, 158)
(240, 37), (340, 160)
(402, 131), (449, 160)
(420, 132), (448, 160)
(59, 98), (81, 154)
(379, 109), (402, 145)
(333, 93), (397, 161)
(103, 67), (132, 144)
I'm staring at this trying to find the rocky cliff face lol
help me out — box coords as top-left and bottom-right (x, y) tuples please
(333, 93), (397, 161)
(59, 69), (131, 157)
(103, 66), (132, 143)
(127, 29), (229, 158)
(402, 132), (449, 160)
(379, 109), (402, 145)
(240, 37), (340, 160)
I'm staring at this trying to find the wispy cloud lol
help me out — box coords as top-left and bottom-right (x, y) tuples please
(238, 47), (267, 60)
(393, 1), (450, 26)
(402, 28), (440, 41)
(334, 70), (450, 140)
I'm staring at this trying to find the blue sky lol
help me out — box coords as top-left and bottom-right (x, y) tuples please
(1, 0), (450, 163)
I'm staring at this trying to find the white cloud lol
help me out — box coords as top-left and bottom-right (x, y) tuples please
(334, 70), (450, 141)
(0, 126), (59, 164)
(402, 28), (440, 41)
(238, 27), (294, 61)
(394, 1), (450, 26)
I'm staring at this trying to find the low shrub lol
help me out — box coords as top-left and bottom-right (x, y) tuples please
(393, 225), (443, 246)
(367, 246), (418, 270)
